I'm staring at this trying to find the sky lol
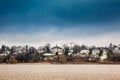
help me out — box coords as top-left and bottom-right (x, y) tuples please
(0, 0), (120, 47)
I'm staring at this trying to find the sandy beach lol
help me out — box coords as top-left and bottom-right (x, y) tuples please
(0, 64), (120, 80)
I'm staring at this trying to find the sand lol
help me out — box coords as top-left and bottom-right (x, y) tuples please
(0, 64), (120, 80)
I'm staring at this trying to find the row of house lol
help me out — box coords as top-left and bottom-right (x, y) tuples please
(0, 44), (120, 62)
(42, 44), (120, 61)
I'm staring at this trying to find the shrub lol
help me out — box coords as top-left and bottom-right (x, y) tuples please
(0, 56), (5, 63)
(8, 56), (17, 64)
(71, 55), (81, 62)
(109, 53), (120, 62)
(57, 55), (67, 64)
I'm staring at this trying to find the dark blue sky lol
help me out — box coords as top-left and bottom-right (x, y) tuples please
(0, 0), (120, 30)
(0, 0), (120, 46)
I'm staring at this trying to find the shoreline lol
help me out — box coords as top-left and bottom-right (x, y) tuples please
(1, 62), (120, 65)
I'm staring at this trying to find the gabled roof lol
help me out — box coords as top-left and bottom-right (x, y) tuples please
(51, 46), (62, 49)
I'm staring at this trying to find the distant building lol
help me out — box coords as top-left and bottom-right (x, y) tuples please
(68, 49), (73, 55)
(100, 49), (108, 61)
(91, 49), (100, 57)
(113, 48), (120, 54)
(51, 45), (63, 54)
(79, 49), (90, 57)
(16, 46), (23, 53)
(0, 50), (10, 56)
(43, 53), (55, 56)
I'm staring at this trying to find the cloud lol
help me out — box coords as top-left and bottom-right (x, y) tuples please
(0, 0), (120, 26)
(0, 0), (120, 47)
(0, 26), (120, 48)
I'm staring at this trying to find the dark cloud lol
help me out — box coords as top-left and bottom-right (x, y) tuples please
(0, 0), (120, 30)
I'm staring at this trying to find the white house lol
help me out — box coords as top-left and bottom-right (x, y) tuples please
(100, 50), (108, 61)
(91, 49), (100, 57)
(68, 49), (73, 55)
(43, 53), (56, 61)
(0, 51), (9, 56)
(16, 46), (23, 53)
(43, 53), (55, 56)
(79, 49), (90, 57)
(113, 48), (120, 53)
(51, 46), (63, 54)
(38, 46), (45, 53)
